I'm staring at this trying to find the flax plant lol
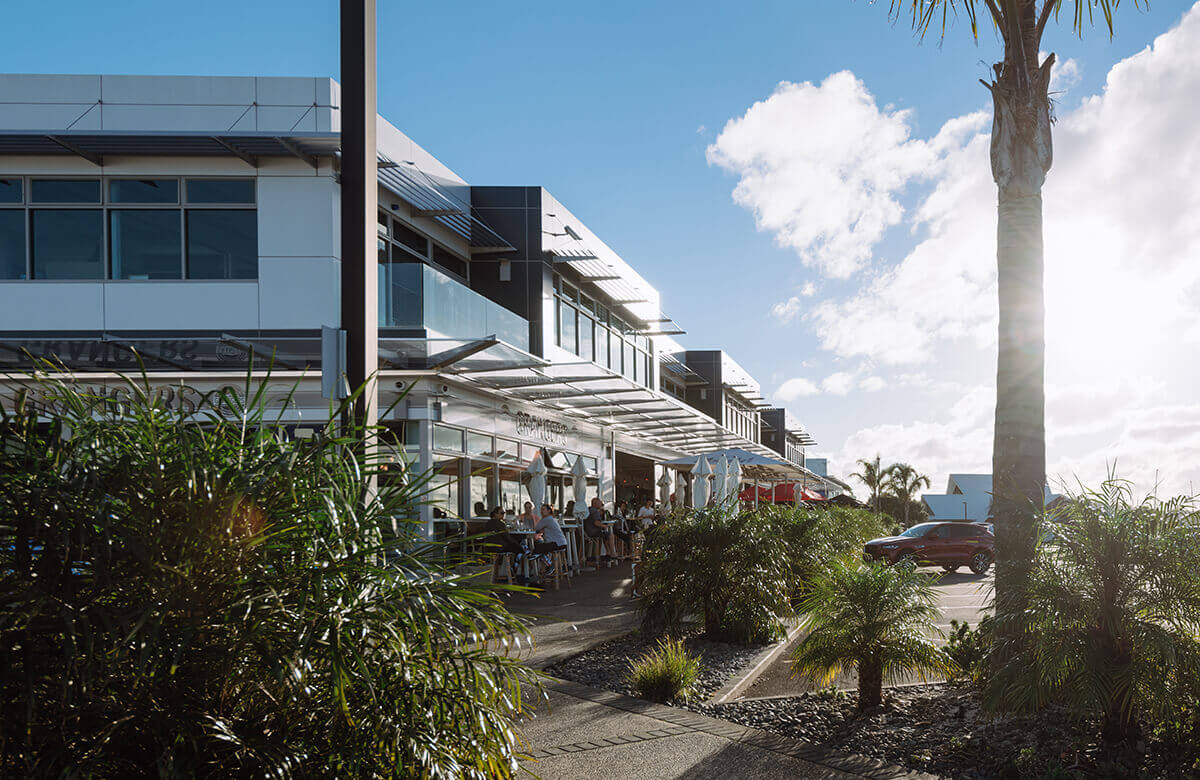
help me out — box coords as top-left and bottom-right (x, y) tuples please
(0, 366), (535, 778)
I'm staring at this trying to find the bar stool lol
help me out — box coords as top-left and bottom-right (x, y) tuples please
(538, 548), (570, 591)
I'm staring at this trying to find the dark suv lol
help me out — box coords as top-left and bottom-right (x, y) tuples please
(863, 521), (994, 575)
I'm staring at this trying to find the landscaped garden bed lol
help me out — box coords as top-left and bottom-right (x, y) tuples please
(545, 630), (766, 705)
(705, 682), (1198, 779)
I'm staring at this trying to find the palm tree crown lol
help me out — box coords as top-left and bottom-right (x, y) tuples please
(884, 462), (932, 528)
(792, 561), (949, 710)
(851, 455), (885, 512)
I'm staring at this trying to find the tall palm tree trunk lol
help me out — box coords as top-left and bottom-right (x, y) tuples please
(987, 13), (1054, 630)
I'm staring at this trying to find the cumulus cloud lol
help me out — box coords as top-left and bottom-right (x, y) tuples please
(707, 71), (961, 278)
(770, 296), (803, 323)
(860, 375), (887, 392)
(776, 377), (819, 401)
(822, 371), (856, 395)
(801, 281), (817, 297)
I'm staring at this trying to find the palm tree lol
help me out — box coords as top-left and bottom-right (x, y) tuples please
(887, 0), (1144, 635)
(987, 479), (1200, 747)
(792, 561), (949, 710)
(851, 455), (885, 512)
(884, 462), (932, 528)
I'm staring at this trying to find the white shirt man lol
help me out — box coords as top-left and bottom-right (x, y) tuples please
(637, 500), (657, 528)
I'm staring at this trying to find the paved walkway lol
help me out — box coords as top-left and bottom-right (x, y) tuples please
(517, 678), (935, 779)
(505, 566), (935, 779)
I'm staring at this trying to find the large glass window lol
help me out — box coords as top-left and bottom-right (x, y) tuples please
(186, 179), (254, 204)
(31, 210), (103, 279)
(111, 210), (182, 279)
(578, 314), (593, 361)
(433, 424), (464, 452)
(467, 431), (494, 457)
(0, 211), (25, 279)
(186, 210), (257, 279)
(559, 302), (576, 353)
(31, 179), (101, 204)
(0, 179), (22, 204)
(110, 179), (178, 204)
(391, 220), (429, 258)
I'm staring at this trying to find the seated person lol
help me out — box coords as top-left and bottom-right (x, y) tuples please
(637, 498), (657, 530)
(484, 506), (525, 557)
(533, 503), (568, 558)
(518, 501), (538, 529)
(584, 497), (616, 563)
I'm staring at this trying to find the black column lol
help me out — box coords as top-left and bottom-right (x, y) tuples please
(340, 0), (378, 429)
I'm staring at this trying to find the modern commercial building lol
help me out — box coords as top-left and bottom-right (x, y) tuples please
(922, 473), (1060, 524)
(0, 73), (844, 531)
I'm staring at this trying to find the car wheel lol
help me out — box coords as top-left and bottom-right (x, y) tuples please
(941, 564), (960, 573)
(969, 551), (992, 575)
(896, 552), (917, 569)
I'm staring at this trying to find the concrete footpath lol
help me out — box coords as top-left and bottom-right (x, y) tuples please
(506, 566), (935, 779)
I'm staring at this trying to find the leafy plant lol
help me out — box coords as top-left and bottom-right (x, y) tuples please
(882, 463), (932, 529)
(986, 478), (1200, 747)
(943, 617), (993, 683)
(792, 561), (950, 710)
(765, 504), (890, 603)
(638, 506), (792, 644)
(0, 368), (535, 778)
(627, 637), (701, 703)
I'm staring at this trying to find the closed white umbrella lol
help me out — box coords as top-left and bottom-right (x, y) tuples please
(526, 452), (547, 513)
(692, 455), (712, 507)
(571, 455), (590, 520)
(728, 458), (743, 506)
(657, 470), (672, 508)
(674, 470), (687, 508)
(712, 455), (729, 505)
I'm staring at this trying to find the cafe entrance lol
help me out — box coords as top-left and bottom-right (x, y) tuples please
(614, 450), (655, 509)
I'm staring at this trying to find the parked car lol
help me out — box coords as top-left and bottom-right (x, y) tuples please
(863, 521), (994, 575)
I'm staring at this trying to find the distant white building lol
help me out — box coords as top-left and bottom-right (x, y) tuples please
(922, 474), (1060, 524)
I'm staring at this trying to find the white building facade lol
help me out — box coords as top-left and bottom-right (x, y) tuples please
(0, 73), (842, 533)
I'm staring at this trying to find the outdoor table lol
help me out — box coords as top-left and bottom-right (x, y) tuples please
(505, 527), (536, 579)
(560, 520), (583, 573)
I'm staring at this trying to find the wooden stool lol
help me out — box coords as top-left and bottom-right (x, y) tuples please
(542, 549), (569, 591)
(491, 552), (514, 585)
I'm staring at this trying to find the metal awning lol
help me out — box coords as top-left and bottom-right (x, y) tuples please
(546, 243), (672, 328)
(377, 156), (514, 252)
(439, 356), (785, 458)
(0, 130), (340, 168)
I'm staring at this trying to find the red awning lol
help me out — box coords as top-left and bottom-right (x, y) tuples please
(738, 484), (827, 503)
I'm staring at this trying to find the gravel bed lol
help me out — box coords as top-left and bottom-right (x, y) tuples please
(706, 682), (1198, 779)
(545, 631), (766, 705)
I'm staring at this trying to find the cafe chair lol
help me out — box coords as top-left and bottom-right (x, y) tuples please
(491, 552), (515, 586)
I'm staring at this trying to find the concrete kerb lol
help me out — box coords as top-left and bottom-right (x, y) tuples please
(707, 618), (806, 705)
(539, 676), (938, 780)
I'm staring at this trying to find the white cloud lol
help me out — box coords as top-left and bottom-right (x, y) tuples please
(776, 377), (819, 401)
(800, 281), (817, 297)
(707, 71), (953, 278)
(822, 371), (855, 395)
(770, 296), (803, 323)
(1049, 56), (1082, 95)
(860, 375), (887, 392)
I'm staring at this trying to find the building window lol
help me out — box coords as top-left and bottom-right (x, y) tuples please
(31, 209), (104, 279)
(0, 176), (256, 281)
(433, 425), (465, 453)
(0, 178), (23, 204)
(31, 179), (101, 204)
(110, 178), (178, 204)
(185, 178), (254, 204)
(391, 220), (430, 258)
(186, 210), (257, 279)
(432, 244), (468, 280)
(111, 210), (182, 279)
(0, 210), (25, 279)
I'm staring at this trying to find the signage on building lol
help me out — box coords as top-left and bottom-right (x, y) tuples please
(514, 410), (569, 446)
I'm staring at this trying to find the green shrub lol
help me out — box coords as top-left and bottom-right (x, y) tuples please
(792, 560), (950, 710)
(627, 638), (701, 703)
(943, 617), (992, 683)
(760, 504), (890, 604)
(0, 370), (534, 778)
(987, 478), (1200, 747)
(638, 506), (792, 644)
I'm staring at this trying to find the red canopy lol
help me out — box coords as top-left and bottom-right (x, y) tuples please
(738, 484), (827, 504)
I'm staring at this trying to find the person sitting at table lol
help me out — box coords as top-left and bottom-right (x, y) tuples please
(532, 503), (568, 575)
(483, 506), (525, 580)
(473, 501), (487, 519)
(584, 497), (616, 564)
(637, 498), (657, 531)
(518, 501), (537, 529)
(564, 500), (575, 520)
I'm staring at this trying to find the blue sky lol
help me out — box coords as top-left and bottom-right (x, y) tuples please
(6, 1), (1198, 495)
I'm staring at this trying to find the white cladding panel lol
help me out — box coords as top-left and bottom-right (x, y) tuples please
(104, 283), (260, 330)
(257, 176), (339, 259)
(258, 258), (339, 330)
(0, 283), (104, 330)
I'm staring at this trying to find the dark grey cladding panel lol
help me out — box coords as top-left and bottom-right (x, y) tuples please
(470, 186), (529, 209)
